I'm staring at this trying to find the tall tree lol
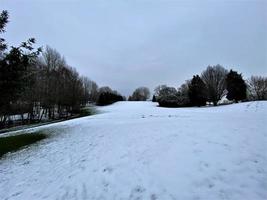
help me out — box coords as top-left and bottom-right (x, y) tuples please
(130, 87), (150, 101)
(248, 76), (267, 100)
(156, 86), (178, 107)
(154, 85), (167, 98)
(81, 77), (98, 103)
(0, 39), (41, 126)
(201, 65), (228, 106)
(188, 75), (207, 107)
(226, 70), (247, 102)
(152, 95), (157, 102)
(0, 10), (8, 53)
(0, 10), (99, 127)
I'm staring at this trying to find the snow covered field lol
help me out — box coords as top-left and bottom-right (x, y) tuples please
(0, 101), (266, 200)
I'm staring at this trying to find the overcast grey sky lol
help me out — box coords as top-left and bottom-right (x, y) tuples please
(1, 0), (267, 96)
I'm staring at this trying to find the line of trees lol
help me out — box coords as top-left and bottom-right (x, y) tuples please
(1, 10), (266, 127)
(154, 65), (267, 107)
(96, 86), (125, 106)
(0, 10), (124, 128)
(0, 42), (99, 127)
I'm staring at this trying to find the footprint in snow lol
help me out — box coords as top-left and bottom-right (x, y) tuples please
(150, 194), (157, 200)
(129, 186), (146, 200)
(103, 167), (113, 174)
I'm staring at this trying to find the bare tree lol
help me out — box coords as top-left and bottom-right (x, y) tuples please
(157, 86), (177, 99)
(155, 85), (189, 107)
(130, 87), (150, 101)
(201, 65), (228, 106)
(248, 76), (267, 100)
(98, 86), (113, 94)
(154, 85), (168, 97)
(177, 80), (191, 106)
(81, 77), (98, 104)
(39, 46), (66, 118)
(178, 80), (190, 97)
(0, 12), (100, 128)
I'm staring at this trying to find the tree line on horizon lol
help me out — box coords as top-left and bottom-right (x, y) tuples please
(0, 10), (267, 128)
(127, 65), (267, 107)
(0, 10), (124, 128)
(151, 65), (267, 108)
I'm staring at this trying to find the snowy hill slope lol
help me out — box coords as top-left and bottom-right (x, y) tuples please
(0, 101), (266, 200)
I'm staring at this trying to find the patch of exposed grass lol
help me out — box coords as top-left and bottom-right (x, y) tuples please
(79, 106), (97, 117)
(0, 132), (47, 158)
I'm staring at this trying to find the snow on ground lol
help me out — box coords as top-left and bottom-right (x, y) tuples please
(0, 101), (267, 200)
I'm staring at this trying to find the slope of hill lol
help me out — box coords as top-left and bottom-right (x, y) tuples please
(0, 101), (266, 200)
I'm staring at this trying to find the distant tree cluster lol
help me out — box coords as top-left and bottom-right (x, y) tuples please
(1, 10), (266, 128)
(96, 86), (124, 106)
(153, 83), (191, 107)
(0, 11), (123, 128)
(153, 65), (256, 107)
(128, 87), (150, 101)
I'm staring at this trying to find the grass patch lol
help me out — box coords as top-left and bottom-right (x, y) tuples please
(79, 106), (97, 117)
(0, 132), (47, 158)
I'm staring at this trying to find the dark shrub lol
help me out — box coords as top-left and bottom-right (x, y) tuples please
(97, 91), (124, 106)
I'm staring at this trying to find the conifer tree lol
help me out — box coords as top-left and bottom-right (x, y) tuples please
(188, 75), (207, 106)
(226, 70), (247, 102)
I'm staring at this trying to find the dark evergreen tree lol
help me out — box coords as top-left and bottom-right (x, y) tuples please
(226, 70), (247, 102)
(0, 40), (40, 127)
(0, 10), (8, 53)
(152, 95), (157, 102)
(188, 75), (207, 107)
(0, 10), (94, 127)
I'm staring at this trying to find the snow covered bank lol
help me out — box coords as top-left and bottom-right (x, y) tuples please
(0, 101), (266, 200)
